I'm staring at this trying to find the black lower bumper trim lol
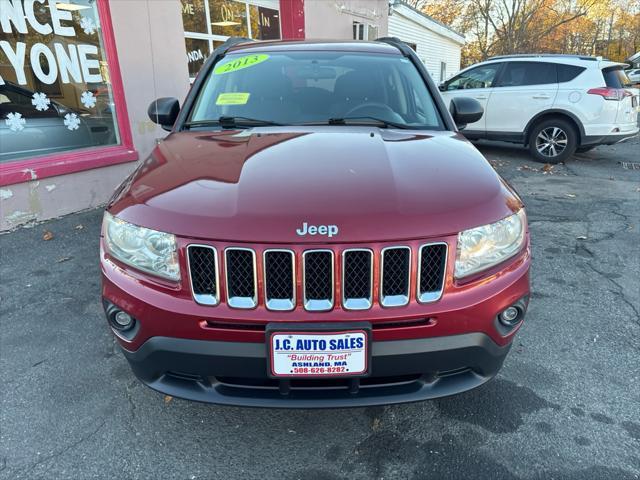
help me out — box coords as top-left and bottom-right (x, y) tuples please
(121, 333), (511, 408)
(582, 131), (638, 146)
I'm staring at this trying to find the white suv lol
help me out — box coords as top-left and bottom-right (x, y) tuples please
(626, 68), (640, 84)
(439, 54), (640, 163)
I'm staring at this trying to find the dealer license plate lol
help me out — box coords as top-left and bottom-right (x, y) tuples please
(268, 330), (368, 378)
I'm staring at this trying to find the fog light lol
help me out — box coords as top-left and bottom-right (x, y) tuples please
(103, 300), (139, 338)
(114, 311), (133, 329)
(499, 306), (521, 326)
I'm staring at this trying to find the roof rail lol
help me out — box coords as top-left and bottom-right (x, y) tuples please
(212, 36), (254, 56)
(374, 37), (413, 57)
(487, 53), (601, 61)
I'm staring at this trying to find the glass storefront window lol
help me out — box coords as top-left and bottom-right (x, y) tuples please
(0, 0), (120, 163)
(210, 0), (248, 37)
(249, 6), (280, 40)
(181, 0), (281, 81)
(181, 0), (208, 33)
(185, 37), (210, 78)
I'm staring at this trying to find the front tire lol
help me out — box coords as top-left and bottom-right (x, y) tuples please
(528, 118), (577, 164)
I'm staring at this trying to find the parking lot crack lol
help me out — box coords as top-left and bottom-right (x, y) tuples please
(125, 380), (138, 422)
(607, 204), (635, 231)
(528, 216), (577, 224)
(584, 262), (640, 325)
(15, 419), (106, 477)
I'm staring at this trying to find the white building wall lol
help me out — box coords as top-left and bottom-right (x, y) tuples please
(304, 0), (388, 39)
(388, 9), (462, 83)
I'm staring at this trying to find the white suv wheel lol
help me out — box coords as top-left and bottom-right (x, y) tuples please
(528, 118), (577, 164)
(535, 127), (568, 158)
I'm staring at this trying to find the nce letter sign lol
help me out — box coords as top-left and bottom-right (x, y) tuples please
(0, 0), (103, 86)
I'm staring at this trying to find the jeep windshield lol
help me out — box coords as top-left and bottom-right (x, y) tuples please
(187, 51), (444, 130)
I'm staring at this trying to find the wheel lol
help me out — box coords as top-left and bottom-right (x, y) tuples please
(528, 118), (577, 164)
(576, 146), (597, 153)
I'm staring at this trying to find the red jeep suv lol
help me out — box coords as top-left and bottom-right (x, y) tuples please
(101, 38), (530, 407)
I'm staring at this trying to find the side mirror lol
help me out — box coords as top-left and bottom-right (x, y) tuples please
(148, 97), (180, 131)
(449, 97), (483, 130)
(438, 82), (447, 92)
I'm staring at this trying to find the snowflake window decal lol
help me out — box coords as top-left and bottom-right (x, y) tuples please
(5, 112), (26, 132)
(32, 92), (50, 112)
(64, 113), (81, 131)
(80, 17), (97, 35)
(80, 91), (96, 109)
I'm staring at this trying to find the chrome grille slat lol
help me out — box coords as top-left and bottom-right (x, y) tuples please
(187, 245), (219, 306)
(342, 249), (373, 310)
(417, 243), (447, 303)
(380, 246), (411, 307)
(263, 250), (295, 311)
(225, 248), (257, 309)
(303, 250), (334, 311)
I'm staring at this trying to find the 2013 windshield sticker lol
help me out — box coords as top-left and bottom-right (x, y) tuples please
(214, 54), (269, 75)
(216, 92), (250, 105)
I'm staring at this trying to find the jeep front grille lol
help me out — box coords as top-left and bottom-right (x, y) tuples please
(187, 245), (218, 305)
(187, 242), (448, 311)
(342, 249), (373, 310)
(303, 250), (334, 311)
(380, 247), (411, 307)
(225, 248), (257, 309)
(263, 250), (295, 311)
(418, 243), (447, 303)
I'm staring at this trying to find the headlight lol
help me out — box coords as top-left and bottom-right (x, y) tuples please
(103, 212), (180, 281)
(455, 209), (526, 278)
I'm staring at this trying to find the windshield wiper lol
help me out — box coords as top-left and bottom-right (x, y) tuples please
(304, 116), (412, 129)
(184, 116), (413, 130)
(183, 116), (283, 129)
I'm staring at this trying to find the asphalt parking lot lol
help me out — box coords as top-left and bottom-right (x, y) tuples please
(1, 136), (639, 480)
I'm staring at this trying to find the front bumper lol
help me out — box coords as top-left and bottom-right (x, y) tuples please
(103, 235), (530, 407)
(122, 332), (511, 408)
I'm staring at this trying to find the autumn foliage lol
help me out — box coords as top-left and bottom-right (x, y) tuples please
(404, 0), (640, 67)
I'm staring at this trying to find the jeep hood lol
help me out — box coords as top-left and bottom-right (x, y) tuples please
(109, 127), (522, 243)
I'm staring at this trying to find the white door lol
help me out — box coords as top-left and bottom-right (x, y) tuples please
(439, 62), (503, 133)
(484, 61), (558, 134)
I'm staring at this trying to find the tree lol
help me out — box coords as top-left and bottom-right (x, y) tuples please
(411, 0), (640, 66)
(416, 0), (468, 30)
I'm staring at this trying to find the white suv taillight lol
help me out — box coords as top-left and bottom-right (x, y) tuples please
(587, 87), (633, 101)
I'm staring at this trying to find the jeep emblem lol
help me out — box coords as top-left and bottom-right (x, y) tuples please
(296, 222), (338, 238)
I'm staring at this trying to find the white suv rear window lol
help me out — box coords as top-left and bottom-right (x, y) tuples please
(603, 67), (631, 88)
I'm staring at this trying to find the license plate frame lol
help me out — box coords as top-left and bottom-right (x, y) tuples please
(266, 323), (371, 379)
